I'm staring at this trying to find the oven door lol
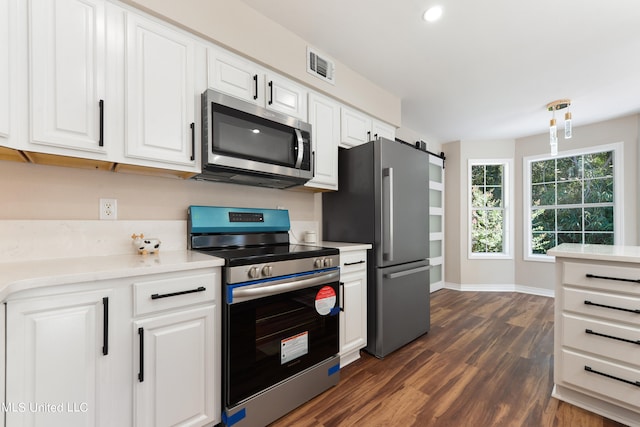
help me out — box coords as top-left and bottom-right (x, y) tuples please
(224, 268), (340, 408)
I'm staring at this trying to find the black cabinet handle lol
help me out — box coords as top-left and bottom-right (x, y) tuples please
(585, 328), (640, 345)
(151, 286), (206, 300)
(190, 122), (195, 161)
(367, 131), (371, 141)
(584, 366), (640, 387)
(339, 282), (345, 312)
(138, 327), (144, 382)
(584, 300), (640, 314)
(99, 99), (104, 147)
(374, 133), (378, 139)
(102, 297), (109, 356)
(344, 260), (366, 266)
(253, 74), (258, 100)
(268, 81), (273, 105)
(585, 273), (640, 284)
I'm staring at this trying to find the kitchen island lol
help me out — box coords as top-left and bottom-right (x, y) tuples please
(548, 243), (640, 427)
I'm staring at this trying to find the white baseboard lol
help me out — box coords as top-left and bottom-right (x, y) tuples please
(442, 282), (554, 298)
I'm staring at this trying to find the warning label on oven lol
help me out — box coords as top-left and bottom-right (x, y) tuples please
(281, 331), (308, 364)
(315, 286), (337, 315)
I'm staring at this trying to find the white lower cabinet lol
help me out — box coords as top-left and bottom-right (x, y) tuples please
(134, 306), (217, 427)
(549, 250), (640, 426)
(5, 287), (127, 427)
(3, 266), (221, 427)
(334, 245), (369, 368)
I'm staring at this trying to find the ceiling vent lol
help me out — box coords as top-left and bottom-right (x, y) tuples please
(307, 47), (335, 85)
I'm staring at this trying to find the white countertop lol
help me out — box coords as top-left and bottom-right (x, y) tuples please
(547, 243), (640, 263)
(321, 241), (372, 252)
(0, 250), (224, 301)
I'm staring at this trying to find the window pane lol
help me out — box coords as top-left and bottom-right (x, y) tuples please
(532, 183), (556, 206)
(486, 186), (502, 208)
(584, 207), (614, 231)
(429, 163), (443, 183)
(557, 208), (582, 231)
(532, 232), (556, 254)
(532, 159), (555, 184)
(558, 233), (583, 244)
(557, 156), (582, 181)
(430, 189), (442, 208)
(472, 209), (504, 253)
(471, 186), (483, 208)
(430, 215), (442, 233)
(471, 165), (484, 185)
(585, 233), (614, 245)
(557, 180), (582, 205)
(485, 165), (503, 185)
(532, 208), (555, 232)
(584, 178), (614, 203)
(584, 151), (613, 178)
(430, 240), (442, 258)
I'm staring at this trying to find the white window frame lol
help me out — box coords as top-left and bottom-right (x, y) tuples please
(523, 142), (624, 262)
(468, 159), (514, 260)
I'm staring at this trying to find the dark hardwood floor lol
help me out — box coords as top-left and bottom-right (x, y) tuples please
(270, 289), (628, 427)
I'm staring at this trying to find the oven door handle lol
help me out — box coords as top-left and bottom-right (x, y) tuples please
(230, 270), (339, 303)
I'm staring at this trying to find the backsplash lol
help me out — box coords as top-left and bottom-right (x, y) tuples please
(0, 219), (319, 263)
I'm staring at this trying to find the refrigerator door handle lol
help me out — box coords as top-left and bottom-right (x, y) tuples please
(383, 167), (394, 261)
(384, 265), (431, 280)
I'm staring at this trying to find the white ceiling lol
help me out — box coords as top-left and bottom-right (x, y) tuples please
(238, 0), (640, 145)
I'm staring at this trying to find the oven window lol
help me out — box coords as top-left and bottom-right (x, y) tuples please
(212, 103), (298, 167)
(225, 281), (339, 407)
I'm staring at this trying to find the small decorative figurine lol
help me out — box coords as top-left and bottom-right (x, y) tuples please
(131, 233), (161, 255)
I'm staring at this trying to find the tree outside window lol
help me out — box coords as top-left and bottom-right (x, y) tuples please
(529, 149), (616, 256)
(470, 161), (511, 257)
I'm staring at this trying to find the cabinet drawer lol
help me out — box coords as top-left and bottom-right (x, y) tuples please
(562, 313), (640, 366)
(340, 251), (367, 274)
(134, 273), (216, 316)
(563, 287), (640, 325)
(563, 262), (640, 294)
(559, 349), (640, 410)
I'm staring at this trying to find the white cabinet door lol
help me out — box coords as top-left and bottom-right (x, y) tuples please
(208, 48), (263, 105)
(340, 107), (372, 148)
(6, 289), (115, 427)
(265, 73), (307, 120)
(28, 0), (108, 157)
(306, 92), (339, 190)
(338, 250), (368, 367)
(134, 305), (218, 427)
(124, 12), (199, 169)
(372, 119), (395, 141)
(0, 0), (11, 146)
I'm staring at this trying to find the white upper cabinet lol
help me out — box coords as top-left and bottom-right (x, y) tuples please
(0, 0), (12, 147)
(123, 11), (202, 170)
(340, 106), (395, 148)
(208, 48), (308, 120)
(28, 0), (108, 157)
(306, 92), (339, 190)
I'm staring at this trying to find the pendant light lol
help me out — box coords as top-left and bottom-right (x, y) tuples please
(546, 99), (572, 155)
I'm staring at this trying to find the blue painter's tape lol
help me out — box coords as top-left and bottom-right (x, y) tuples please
(222, 408), (246, 427)
(328, 363), (340, 376)
(329, 306), (341, 316)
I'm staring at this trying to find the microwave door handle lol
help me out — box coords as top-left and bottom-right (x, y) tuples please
(294, 128), (304, 168)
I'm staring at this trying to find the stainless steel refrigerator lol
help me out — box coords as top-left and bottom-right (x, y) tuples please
(323, 137), (430, 358)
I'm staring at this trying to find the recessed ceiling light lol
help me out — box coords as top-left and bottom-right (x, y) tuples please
(423, 6), (443, 22)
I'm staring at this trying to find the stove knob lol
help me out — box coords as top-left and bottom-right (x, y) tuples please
(314, 258), (324, 269)
(248, 266), (260, 279)
(261, 265), (273, 277)
(323, 258), (332, 268)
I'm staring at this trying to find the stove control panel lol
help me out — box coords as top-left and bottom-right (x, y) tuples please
(314, 257), (334, 268)
(229, 254), (340, 285)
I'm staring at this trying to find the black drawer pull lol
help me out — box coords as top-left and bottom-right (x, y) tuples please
(151, 286), (206, 300)
(585, 273), (640, 284)
(584, 366), (640, 387)
(344, 260), (366, 266)
(584, 300), (640, 314)
(585, 329), (640, 345)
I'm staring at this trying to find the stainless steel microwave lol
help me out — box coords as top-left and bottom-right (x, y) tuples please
(195, 89), (313, 189)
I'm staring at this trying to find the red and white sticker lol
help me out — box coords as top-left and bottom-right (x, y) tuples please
(315, 286), (336, 315)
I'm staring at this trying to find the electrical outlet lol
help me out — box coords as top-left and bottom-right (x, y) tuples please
(100, 198), (117, 220)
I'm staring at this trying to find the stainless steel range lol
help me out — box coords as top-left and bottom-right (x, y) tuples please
(188, 206), (340, 427)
